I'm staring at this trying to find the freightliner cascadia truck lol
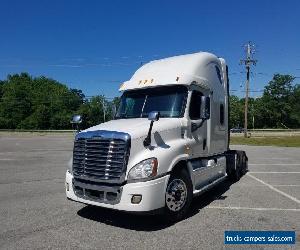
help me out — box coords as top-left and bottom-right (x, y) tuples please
(66, 52), (248, 221)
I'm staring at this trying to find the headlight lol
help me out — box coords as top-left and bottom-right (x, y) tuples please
(128, 158), (158, 180)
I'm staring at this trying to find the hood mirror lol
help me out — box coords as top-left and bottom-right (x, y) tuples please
(71, 114), (82, 133)
(148, 111), (160, 121)
(71, 114), (82, 124)
(144, 111), (160, 147)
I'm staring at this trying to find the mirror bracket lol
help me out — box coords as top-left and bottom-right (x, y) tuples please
(191, 120), (206, 132)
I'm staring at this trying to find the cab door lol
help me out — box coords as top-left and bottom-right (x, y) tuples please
(187, 87), (211, 188)
(188, 88), (208, 157)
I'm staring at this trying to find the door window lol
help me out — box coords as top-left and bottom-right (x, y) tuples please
(189, 91), (203, 120)
(220, 104), (224, 125)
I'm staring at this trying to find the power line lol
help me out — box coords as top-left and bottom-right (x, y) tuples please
(230, 89), (263, 93)
(0, 54), (169, 69)
(240, 41), (257, 138)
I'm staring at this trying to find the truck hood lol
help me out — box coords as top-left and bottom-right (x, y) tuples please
(84, 118), (182, 140)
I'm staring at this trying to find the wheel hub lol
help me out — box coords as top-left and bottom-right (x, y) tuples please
(166, 179), (187, 212)
(174, 190), (182, 201)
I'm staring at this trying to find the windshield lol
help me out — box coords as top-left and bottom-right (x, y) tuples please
(115, 86), (187, 119)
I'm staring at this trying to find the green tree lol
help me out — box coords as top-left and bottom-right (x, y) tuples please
(290, 84), (300, 126)
(229, 74), (300, 129)
(229, 95), (243, 128)
(77, 95), (106, 129)
(0, 80), (4, 98)
(0, 73), (33, 128)
(261, 74), (296, 128)
(251, 97), (266, 129)
(0, 73), (87, 129)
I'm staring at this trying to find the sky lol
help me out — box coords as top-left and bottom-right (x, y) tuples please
(1, 0), (300, 98)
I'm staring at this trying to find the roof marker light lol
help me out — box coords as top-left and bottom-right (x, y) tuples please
(151, 79), (154, 83)
(144, 80), (148, 84)
(176, 76), (180, 81)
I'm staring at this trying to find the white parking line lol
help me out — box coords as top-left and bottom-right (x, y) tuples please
(249, 163), (300, 166)
(0, 178), (64, 185)
(273, 185), (300, 187)
(238, 184), (300, 187)
(207, 206), (300, 212)
(252, 158), (290, 160)
(250, 172), (300, 174)
(247, 173), (300, 205)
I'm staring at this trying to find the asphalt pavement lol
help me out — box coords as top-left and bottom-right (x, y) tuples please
(0, 133), (299, 249)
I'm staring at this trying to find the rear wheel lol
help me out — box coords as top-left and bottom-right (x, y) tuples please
(226, 150), (248, 181)
(229, 167), (241, 181)
(228, 153), (241, 181)
(164, 169), (192, 222)
(240, 152), (248, 175)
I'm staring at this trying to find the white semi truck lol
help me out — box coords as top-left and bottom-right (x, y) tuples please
(66, 52), (248, 221)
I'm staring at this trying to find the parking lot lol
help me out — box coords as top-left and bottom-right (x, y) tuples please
(0, 133), (299, 249)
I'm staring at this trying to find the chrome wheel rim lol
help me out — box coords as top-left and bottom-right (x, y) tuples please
(166, 179), (187, 211)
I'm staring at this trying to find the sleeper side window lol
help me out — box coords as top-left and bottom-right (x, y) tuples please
(215, 66), (222, 85)
(220, 103), (224, 125)
(189, 91), (203, 120)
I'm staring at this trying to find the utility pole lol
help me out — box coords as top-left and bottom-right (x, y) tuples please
(240, 42), (257, 138)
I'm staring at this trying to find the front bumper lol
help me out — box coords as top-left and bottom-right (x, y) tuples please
(65, 171), (170, 212)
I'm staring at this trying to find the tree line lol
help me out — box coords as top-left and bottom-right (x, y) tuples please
(230, 74), (300, 129)
(0, 72), (299, 130)
(0, 73), (119, 130)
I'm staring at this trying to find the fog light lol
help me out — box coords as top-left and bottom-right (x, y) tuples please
(131, 195), (142, 204)
(66, 182), (69, 191)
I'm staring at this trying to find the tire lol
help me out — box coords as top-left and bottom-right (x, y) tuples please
(229, 167), (240, 182)
(228, 153), (241, 182)
(240, 152), (248, 176)
(163, 168), (193, 222)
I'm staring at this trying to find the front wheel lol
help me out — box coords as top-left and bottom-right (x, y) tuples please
(164, 169), (193, 222)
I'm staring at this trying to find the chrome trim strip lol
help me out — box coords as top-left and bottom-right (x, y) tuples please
(193, 175), (227, 196)
(76, 130), (131, 141)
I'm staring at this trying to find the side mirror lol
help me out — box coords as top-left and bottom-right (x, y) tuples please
(148, 111), (160, 121)
(71, 114), (82, 133)
(191, 96), (210, 132)
(200, 96), (210, 120)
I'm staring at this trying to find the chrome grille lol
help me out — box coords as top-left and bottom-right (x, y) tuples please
(72, 130), (130, 183)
